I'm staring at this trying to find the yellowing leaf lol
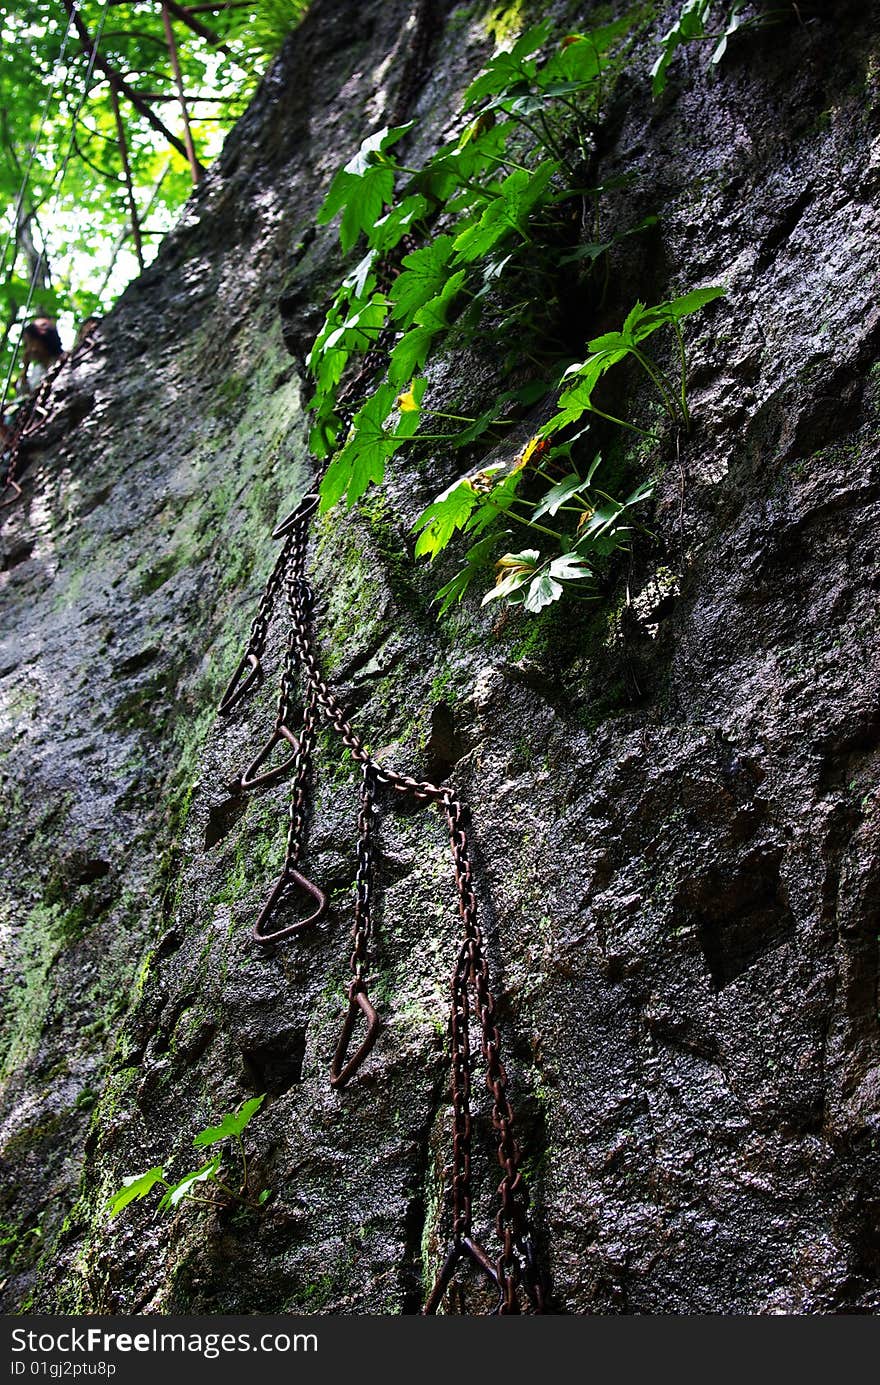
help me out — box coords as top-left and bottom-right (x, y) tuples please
(513, 435), (548, 472)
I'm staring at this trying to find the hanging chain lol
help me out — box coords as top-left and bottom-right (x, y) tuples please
(421, 797), (544, 1314)
(330, 765), (381, 1089)
(217, 530), (294, 714)
(1, 353), (68, 509)
(232, 629), (302, 792)
(252, 680), (326, 943)
(218, 490), (546, 1313)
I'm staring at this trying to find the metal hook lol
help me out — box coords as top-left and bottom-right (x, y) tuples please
(238, 724), (300, 790)
(329, 982), (381, 1089)
(272, 493), (320, 539)
(218, 651), (261, 716)
(422, 1237), (504, 1316)
(253, 867), (328, 943)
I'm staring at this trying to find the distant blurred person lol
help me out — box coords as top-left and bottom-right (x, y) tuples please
(18, 316), (64, 393)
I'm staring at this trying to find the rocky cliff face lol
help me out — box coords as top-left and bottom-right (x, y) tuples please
(2, 0), (879, 1315)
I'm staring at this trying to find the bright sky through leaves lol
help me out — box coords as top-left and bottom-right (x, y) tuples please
(0, 1), (308, 396)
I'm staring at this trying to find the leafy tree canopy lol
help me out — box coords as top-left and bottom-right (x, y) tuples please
(1, 0), (307, 399)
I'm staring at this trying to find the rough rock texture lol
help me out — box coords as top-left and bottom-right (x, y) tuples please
(2, 0), (879, 1315)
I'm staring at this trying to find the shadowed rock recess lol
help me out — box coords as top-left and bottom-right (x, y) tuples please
(1, 0), (879, 1315)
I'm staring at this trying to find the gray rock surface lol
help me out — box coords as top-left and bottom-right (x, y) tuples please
(1, 0), (879, 1314)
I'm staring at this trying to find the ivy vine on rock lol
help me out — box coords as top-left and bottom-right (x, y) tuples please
(651, 0), (788, 96)
(107, 1095), (270, 1219)
(308, 14), (725, 615)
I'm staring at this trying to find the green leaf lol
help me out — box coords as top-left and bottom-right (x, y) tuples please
(158, 1158), (222, 1212)
(657, 284), (726, 322)
(538, 24), (621, 92)
(651, 0), (713, 97)
(575, 500), (624, 542)
(413, 478), (479, 559)
(532, 472), (590, 520)
(462, 22), (550, 109)
(320, 383), (402, 510)
(107, 1168), (167, 1219)
(559, 214), (657, 265)
(193, 1094), (266, 1148)
(318, 125), (413, 228)
(712, 2), (749, 65)
(340, 166), (396, 253)
(387, 272), (466, 385)
(453, 162), (556, 263)
(464, 470), (523, 537)
(415, 123), (512, 200)
(388, 325), (437, 385)
(544, 349), (627, 433)
(524, 572), (563, 612)
(509, 21), (553, 62)
(434, 533), (506, 615)
(548, 554), (593, 581)
(414, 271), (467, 329)
(317, 126), (413, 252)
(611, 286), (724, 345)
(623, 479), (655, 509)
(389, 236), (455, 323)
(369, 195), (429, 253)
(320, 296), (387, 354)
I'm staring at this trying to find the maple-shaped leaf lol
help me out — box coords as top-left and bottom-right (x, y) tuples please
(387, 271), (466, 385)
(413, 477), (479, 559)
(453, 162), (555, 263)
(107, 1168), (167, 1219)
(193, 1094), (266, 1148)
(317, 126), (411, 253)
(320, 384), (403, 511)
(389, 236), (455, 323)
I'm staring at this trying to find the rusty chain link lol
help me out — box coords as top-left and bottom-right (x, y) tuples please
(252, 683), (326, 943)
(217, 489), (546, 1313)
(231, 629), (302, 792)
(217, 530), (294, 715)
(1, 362), (60, 507)
(1, 335), (97, 512)
(330, 764), (381, 1089)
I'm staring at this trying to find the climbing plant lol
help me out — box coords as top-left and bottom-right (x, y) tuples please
(107, 1094), (269, 1218)
(651, 0), (795, 96)
(309, 15), (724, 614)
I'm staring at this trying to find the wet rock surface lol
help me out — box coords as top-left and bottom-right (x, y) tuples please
(1, 0), (879, 1314)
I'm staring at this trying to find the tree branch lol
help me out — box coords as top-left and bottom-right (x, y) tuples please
(60, 0), (205, 174)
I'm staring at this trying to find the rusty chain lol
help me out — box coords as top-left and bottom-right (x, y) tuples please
(217, 489), (546, 1313)
(217, 529), (295, 715)
(231, 629), (302, 792)
(252, 683), (326, 944)
(330, 764), (381, 1089)
(1, 363), (59, 507)
(1, 336), (97, 512)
